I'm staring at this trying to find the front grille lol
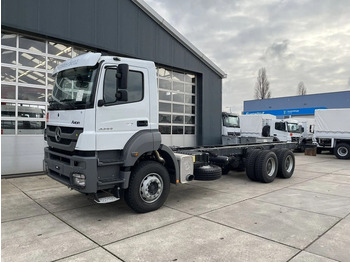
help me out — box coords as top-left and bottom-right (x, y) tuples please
(46, 125), (83, 152)
(48, 125), (77, 134)
(48, 136), (71, 145)
(291, 137), (300, 142)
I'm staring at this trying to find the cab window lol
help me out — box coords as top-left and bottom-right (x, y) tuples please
(103, 68), (143, 104)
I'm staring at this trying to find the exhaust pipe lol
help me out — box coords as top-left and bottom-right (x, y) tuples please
(186, 174), (194, 181)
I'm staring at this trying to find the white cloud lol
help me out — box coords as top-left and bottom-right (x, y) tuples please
(144, 0), (350, 113)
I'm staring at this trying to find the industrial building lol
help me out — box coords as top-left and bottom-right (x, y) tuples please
(243, 91), (350, 118)
(1, 0), (226, 175)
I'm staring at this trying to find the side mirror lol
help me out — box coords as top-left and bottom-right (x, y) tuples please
(116, 64), (129, 90)
(116, 90), (128, 102)
(97, 99), (105, 107)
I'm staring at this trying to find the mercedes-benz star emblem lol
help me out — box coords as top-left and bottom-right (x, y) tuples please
(55, 127), (62, 142)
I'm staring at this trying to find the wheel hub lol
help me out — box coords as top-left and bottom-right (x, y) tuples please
(139, 173), (163, 203)
(285, 155), (294, 172)
(266, 158), (276, 177)
(338, 147), (348, 157)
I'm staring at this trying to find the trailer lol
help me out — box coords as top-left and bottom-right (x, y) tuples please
(314, 109), (350, 159)
(43, 53), (297, 213)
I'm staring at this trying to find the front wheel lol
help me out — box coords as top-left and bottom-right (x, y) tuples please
(334, 143), (350, 159)
(125, 161), (170, 213)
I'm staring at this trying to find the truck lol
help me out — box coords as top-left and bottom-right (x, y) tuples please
(239, 114), (302, 143)
(44, 52), (297, 213)
(313, 108), (350, 159)
(221, 112), (240, 145)
(290, 118), (315, 151)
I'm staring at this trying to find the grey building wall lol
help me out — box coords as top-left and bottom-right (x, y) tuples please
(244, 91), (350, 118)
(1, 0), (223, 145)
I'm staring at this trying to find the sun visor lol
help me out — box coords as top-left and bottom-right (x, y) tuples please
(53, 52), (102, 76)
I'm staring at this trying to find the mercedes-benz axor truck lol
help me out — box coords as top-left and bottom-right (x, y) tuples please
(44, 53), (297, 213)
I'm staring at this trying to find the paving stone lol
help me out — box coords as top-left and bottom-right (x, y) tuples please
(1, 214), (97, 262)
(57, 247), (122, 262)
(257, 188), (350, 218)
(7, 175), (63, 192)
(1, 192), (48, 222)
(201, 199), (339, 249)
(291, 179), (350, 198)
(26, 186), (94, 212)
(306, 215), (350, 262)
(55, 203), (191, 245)
(165, 184), (247, 215)
(105, 217), (298, 262)
(289, 251), (338, 262)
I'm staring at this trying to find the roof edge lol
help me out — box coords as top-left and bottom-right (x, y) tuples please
(132, 0), (227, 78)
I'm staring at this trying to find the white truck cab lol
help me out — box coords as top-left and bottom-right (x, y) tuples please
(240, 114), (302, 143)
(222, 112), (240, 136)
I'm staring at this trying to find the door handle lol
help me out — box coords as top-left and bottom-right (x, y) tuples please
(137, 120), (148, 127)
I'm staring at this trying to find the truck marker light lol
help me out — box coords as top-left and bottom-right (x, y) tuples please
(176, 179), (179, 184)
(46, 112), (49, 122)
(132, 152), (139, 157)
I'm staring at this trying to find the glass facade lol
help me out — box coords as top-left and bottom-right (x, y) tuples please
(1, 31), (197, 142)
(1, 31), (90, 135)
(157, 68), (196, 136)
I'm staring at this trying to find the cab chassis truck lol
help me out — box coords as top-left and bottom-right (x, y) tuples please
(44, 53), (296, 213)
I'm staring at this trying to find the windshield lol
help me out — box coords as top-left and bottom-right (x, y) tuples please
(287, 123), (301, 133)
(49, 66), (97, 110)
(223, 115), (240, 128)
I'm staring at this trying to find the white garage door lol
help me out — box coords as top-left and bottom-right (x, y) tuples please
(157, 67), (197, 147)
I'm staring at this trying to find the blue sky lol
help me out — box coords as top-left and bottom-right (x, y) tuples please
(144, 0), (350, 113)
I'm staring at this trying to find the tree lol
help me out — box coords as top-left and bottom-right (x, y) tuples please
(254, 67), (271, 99)
(297, 81), (307, 95)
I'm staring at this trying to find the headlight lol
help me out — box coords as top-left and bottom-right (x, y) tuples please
(72, 173), (86, 187)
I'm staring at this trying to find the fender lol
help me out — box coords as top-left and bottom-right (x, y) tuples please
(158, 144), (180, 184)
(123, 129), (161, 166)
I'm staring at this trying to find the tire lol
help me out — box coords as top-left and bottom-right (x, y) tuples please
(245, 149), (261, 181)
(194, 165), (222, 181)
(124, 161), (170, 213)
(262, 125), (270, 137)
(276, 149), (295, 178)
(271, 148), (282, 155)
(334, 143), (350, 159)
(255, 150), (278, 183)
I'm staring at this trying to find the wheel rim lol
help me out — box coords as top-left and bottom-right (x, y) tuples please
(337, 147), (348, 157)
(139, 173), (163, 203)
(285, 155), (294, 172)
(266, 157), (276, 177)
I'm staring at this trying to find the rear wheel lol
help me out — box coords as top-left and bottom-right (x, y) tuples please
(125, 161), (170, 213)
(255, 150), (278, 183)
(334, 143), (350, 159)
(245, 149), (261, 181)
(276, 149), (295, 178)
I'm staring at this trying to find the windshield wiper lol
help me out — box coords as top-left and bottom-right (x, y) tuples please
(48, 100), (62, 110)
(59, 99), (78, 109)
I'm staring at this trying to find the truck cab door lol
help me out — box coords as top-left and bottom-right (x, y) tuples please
(273, 121), (289, 142)
(95, 64), (150, 150)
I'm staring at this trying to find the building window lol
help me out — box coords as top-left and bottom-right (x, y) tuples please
(157, 67), (196, 135)
(1, 31), (91, 135)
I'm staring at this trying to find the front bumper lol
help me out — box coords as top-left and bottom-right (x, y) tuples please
(44, 147), (98, 193)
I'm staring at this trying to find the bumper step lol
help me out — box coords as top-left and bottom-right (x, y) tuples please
(94, 195), (120, 204)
